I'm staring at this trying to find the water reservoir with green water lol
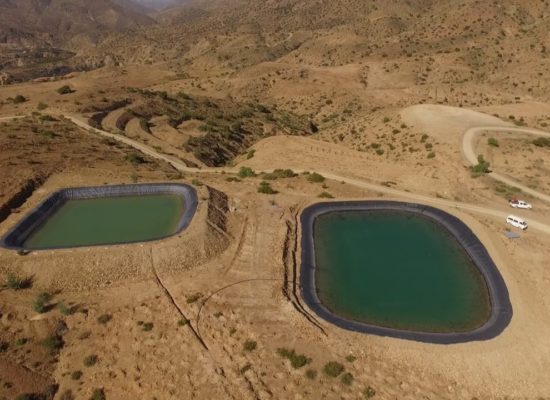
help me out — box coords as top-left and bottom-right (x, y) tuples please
(301, 202), (512, 342)
(313, 210), (491, 332)
(24, 195), (185, 249)
(1, 184), (198, 251)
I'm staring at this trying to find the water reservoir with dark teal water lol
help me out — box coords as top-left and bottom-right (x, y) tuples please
(300, 202), (513, 342)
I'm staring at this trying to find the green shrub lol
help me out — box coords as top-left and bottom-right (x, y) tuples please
(323, 361), (344, 377)
(186, 293), (201, 304)
(246, 149), (256, 159)
(13, 95), (27, 104)
(71, 370), (83, 380)
(57, 85), (74, 95)
(488, 138), (499, 147)
(33, 292), (50, 313)
(243, 340), (257, 352)
(345, 355), (357, 362)
(258, 181), (277, 194)
(41, 335), (64, 353)
(471, 155), (491, 177)
(533, 137), (550, 147)
(178, 318), (189, 326)
(341, 372), (354, 386)
(318, 192), (334, 199)
(142, 322), (154, 332)
(57, 303), (72, 316)
(238, 166), (256, 178)
(277, 348), (311, 369)
(363, 386), (376, 398)
(240, 363), (252, 374)
(37, 102), (48, 111)
(83, 355), (98, 367)
(16, 338), (28, 346)
(191, 178), (203, 187)
(427, 151), (436, 159)
(124, 153), (145, 165)
(375, 148), (385, 156)
(5, 274), (30, 290)
(97, 314), (112, 324)
(90, 388), (105, 400)
(307, 173), (325, 183)
(263, 169), (297, 180)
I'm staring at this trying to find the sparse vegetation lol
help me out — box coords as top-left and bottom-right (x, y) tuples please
(5, 274), (31, 290)
(262, 169), (297, 180)
(71, 370), (83, 380)
(277, 348), (311, 369)
(363, 386), (376, 399)
(305, 369), (317, 380)
(90, 388), (106, 400)
(142, 322), (154, 332)
(97, 314), (112, 324)
(57, 85), (74, 95)
(13, 95), (27, 104)
(488, 137), (499, 147)
(243, 340), (257, 352)
(307, 173), (325, 183)
(341, 372), (354, 386)
(41, 335), (64, 354)
(84, 354), (98, 367)
(33, 292), (50, 313)
(37, 102), (48, 111)
(533, 137), (550, 147)
(186, 293), (202, 304)
(323, 361), (344, 377)
(238, 166), (256, 178)
(318, 191), (334, 198)
(258, 181), (277, 194)
(471, 155), (491, 177)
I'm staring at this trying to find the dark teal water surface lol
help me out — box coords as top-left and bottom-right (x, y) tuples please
(314, 211), (491, 332)
(24, 195), (184, 249)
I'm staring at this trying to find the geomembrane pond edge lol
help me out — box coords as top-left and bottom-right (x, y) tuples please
(300, 201), (513, 344)
(0, 183), (198, 251)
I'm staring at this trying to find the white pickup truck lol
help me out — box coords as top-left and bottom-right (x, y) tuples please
(509, 199), (532, 209)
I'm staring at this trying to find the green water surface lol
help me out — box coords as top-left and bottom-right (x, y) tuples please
(24, 195), (185, 249)
(314, 211), (491, 332)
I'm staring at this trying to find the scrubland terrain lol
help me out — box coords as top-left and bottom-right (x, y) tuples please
(2, 0), (550, 399)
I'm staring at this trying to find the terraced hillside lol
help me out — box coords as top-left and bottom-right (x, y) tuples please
(86, 89), (314, 167)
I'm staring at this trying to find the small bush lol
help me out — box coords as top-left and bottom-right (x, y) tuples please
(57, 303), (72, 316)
(246, 150), (256, 159)
(471, 155), (491, 177)
(307, 173), (325, 183)
(323, 361), (344, 377)
(142, 322), (154, 332)
(488, 138), (499, 147)
(277, 348), (311, 369)
(363, 386), (376, 398)
(90, 388), (105, 400)
(124, 153), (145, 165)
(13, 95), (27, 104)
(341, 372), (354, 386)
(318, 191), (334, 199)
(345, 355), (357, 363)
(258, 181), (277, 194)
(375, 148), (385, 156)
(240, 363), (252, 374)
(305, 369), (317, 380)
(186, 293), (201, 304)
(16, 338), (28, 346)
(5, 274), (31, 290)
(83, 355), (98, 367)
(533, 137), (550, 147)
(37, 102), (48, 111)
(238, 166), (256, 178)
(427, 151), (436, 159)
(191, 178), (203, 187)
(243, 340), (257, 352)
(57, 85), (74, 95)
(97, 314), (112, 325)
(71, 370), (83, 380)
(41, 335), (64, 353)
(33, 292), (50, 313)
(263, 169), (297, 180)
(178, 318), (189, 326)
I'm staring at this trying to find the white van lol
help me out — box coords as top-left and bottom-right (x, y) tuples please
(506, 215), (528, 230)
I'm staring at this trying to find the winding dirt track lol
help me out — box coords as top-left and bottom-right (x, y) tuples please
(463, 126), (550, 203)
(4, 113), (550, 235)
